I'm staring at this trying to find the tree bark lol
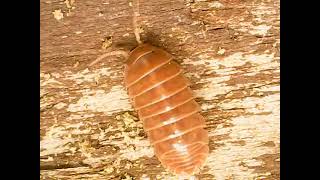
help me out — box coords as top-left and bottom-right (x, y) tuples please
(40, 0), (280, 179)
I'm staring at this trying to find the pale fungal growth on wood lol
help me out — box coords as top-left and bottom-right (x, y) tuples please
(101, 36), (113, 49)
(52, 9), (63, 20)
(75, 31), (82, 34)
(217, 47), (226, 55)
(64, 0), (75, 9)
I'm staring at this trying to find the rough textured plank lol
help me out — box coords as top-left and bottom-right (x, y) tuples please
(40, 0), (280, 179)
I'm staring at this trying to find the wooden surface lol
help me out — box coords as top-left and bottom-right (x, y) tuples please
(40, 0), (280, 179)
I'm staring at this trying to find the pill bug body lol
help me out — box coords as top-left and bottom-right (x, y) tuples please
(124, 43), (209, 175)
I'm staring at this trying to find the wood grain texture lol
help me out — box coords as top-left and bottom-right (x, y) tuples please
(40, 0), (280, 179)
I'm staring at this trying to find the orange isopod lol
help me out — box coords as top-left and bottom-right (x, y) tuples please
(90, 0), (210, 175)
(124, 43), (209, 175)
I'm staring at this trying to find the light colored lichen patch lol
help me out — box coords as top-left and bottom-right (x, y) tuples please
(101, 36), (113, 49)
(194, 76), (233, 100)
(186, 51), (278, 101)
(117, 112), (138, 127)
(52, 9), (63, 21)
(249, 24), (271, 36)
(66, 113), (96, 120)
(237, 22), (272, 37)
(201, 103), (216, 111)
(41, 167), (103, 179)
(100, 113), (154, 161)
(250, 4), (278, 24)
(190, 52), (275, 68)
(119, 139), (154, 160)
(64, 67), (114, 84)
(40, 138), (73, 156)
(219, 88), (279, 109)
(40, 125), (75, 156)
(208, 1), (224, 8)
(222, 0), (278, 38)
(170, 27), (193, 44)
(217, 48), (226, 55)
(40, 72), (64, 87)
(141, 174), (150, 180)
(40, 121), (98, 157)
(205, 91), (280, 179)
(152, 173), (197, 180)
(54, 112), (153, 171)
(67, 85), (132, 114)
(184, 52), (277, 80)
(54, 102), (67, 109)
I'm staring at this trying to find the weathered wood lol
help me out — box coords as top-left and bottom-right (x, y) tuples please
(40, 0), (280, 179)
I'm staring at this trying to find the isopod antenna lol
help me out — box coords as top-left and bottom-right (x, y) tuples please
(89, 0), (142, 67)
(132, 0), (142, 44)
